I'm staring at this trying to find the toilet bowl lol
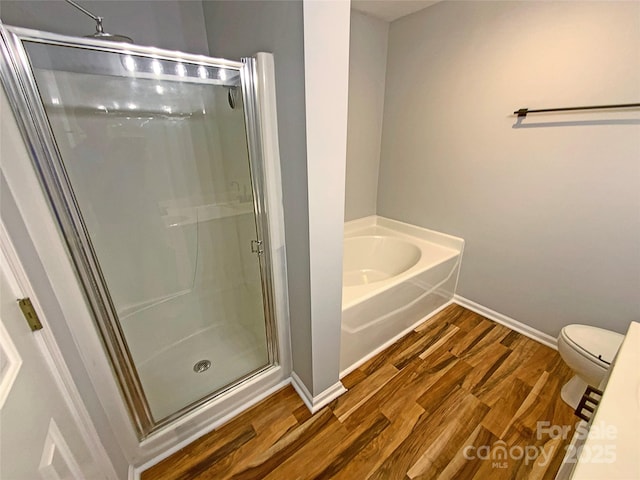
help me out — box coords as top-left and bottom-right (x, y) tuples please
(557, 324), (623, 409)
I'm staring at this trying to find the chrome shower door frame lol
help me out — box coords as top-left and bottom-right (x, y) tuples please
(0, 23), (280, 439)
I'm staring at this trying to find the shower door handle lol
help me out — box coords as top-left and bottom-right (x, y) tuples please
(251, 240), (264, 255)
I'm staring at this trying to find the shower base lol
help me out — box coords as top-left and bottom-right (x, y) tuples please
(136, 321), (269, 422)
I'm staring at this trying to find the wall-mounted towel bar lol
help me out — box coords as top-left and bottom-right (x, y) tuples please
(514, 103), (640, 118)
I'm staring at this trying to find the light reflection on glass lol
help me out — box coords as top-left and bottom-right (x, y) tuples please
(176, 63), (187, 77)
(123, 55), (135, 72)
(151, 60), (162, 75)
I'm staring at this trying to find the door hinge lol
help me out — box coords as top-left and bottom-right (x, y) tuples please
(18, 298), (43, 332)
(251, 240), (264, 255)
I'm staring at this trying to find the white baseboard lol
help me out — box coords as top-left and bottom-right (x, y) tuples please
(454, 295), (557, 350)
(290, 372), (346, 414)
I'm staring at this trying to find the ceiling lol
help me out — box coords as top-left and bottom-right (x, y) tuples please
(351, 0), (440, 22)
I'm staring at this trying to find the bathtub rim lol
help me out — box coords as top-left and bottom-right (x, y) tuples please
(344, 215), (464, 251)
(342, 215), (465, 311)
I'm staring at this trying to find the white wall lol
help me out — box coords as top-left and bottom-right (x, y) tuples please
(378, 1), (640, 336)
(344, 10), (388, 221)
(303, 0), (351, 395)
(0, 0), (209, 54)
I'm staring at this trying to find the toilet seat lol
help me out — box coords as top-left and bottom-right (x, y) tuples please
(557, 324), (624, 409)
(560, 324), (623, 368)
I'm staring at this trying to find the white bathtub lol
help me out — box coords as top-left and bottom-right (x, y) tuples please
(340, 216), (464, 375)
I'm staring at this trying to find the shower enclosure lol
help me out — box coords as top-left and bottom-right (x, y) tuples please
(1, 25), (279, 438)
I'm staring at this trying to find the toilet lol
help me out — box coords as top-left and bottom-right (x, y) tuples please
(557, 324), (624, 409)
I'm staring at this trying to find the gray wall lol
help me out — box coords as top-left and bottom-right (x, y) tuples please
(344, 10), (388, 221)
(201, 1), (313, 388)
(0, 0), (209, 54)
(378, 1), (640, 336)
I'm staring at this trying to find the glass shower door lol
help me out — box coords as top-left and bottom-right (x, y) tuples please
(8, 34), (274, 434)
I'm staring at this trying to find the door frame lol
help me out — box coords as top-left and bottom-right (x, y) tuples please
(0, 219), (119, 479)
(1, 21), (291, 468)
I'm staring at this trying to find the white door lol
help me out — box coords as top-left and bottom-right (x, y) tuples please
(0, 240), (104, 479)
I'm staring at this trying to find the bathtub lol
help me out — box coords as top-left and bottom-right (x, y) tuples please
(340, 216), (464, 375)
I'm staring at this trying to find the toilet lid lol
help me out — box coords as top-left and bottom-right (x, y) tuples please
(563, 324), (624, 365)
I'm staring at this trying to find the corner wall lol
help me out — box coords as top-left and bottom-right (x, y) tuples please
(378, 1), (640, 336)
(303, 0), (351, 396)
(344, 10), (388, 221)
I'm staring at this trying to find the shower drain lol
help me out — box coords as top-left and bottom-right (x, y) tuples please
(193, 360), (212, 373)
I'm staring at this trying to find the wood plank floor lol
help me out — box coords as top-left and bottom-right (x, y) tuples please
(142, 304), (577, 480)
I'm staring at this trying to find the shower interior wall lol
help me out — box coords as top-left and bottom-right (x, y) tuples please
(36, 66), (267, 421)
(41, 76), (258, 347)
